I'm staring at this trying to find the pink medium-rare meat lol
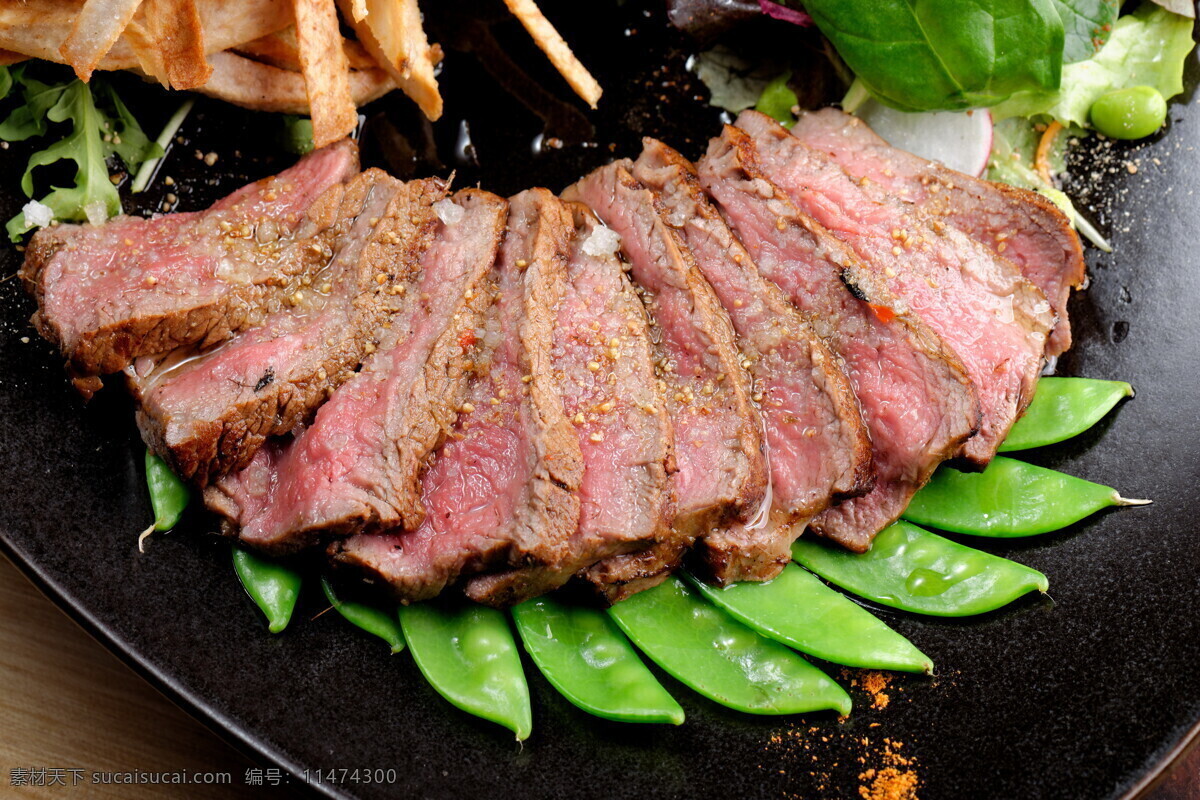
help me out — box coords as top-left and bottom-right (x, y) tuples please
(330, 189), (584, 601)
(206, 189), (508, 551)
(631, 138), (876, 578)
(696, 129), (979, 552)
(736, 111), (1053, 466)
(130, 170), (430, 485)
(465, 201), (674, 607)
(20, 140), (359, 382)
(641, 138), (875, 569)
(565, 161), (768, 599)
(791, 108), (1084, 357)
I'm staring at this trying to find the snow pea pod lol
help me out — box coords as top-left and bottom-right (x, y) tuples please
(686, 565), (933, 674)
(903, 456), (1149, 537)
(232, 547), (302, 634)
(320, 577), (405, 654)
(1000, 377), (1133, 451)
(792, 521), (1048, 617)
(139, 450), (189, 551)
(512, 597), (684, 725)
(607, 576), (851, 716)
(399, 602), (532, 740)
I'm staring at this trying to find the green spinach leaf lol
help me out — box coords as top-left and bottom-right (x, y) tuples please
(1050, 0), (1120, 64)
(802, 0), (1065, 111)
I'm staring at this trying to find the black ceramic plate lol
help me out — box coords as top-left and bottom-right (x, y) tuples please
(2, 4), (1198, 799)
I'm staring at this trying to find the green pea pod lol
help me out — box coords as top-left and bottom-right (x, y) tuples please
(607, 576), (851, 716)
(792, 521), (1048, 617)
(320, 577), (405, 654)
(755, 72), (798, 127)
(512, 597), (684, 725)
(232, 547), (302, 634)
(399, 602), (532, 740)
(903, 456), (1150, 537)
(685, 565), (932, 674)
(1000, 377), (1133, 451)
(139, 450), (190, 551)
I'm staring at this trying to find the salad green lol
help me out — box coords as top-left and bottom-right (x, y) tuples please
(0, 66), (159, 241)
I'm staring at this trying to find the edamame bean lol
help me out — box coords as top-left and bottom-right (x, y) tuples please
(320, 577), (405, 653)
(686, 566), (932, 674)
(139, 450), (189, 551)
(608, 576), (851, 716)
(903, 456), (1149, 537)
(792, 521), (1048, 617)
(1090, 86), (1167, 140)
(399, 602), (532, 740)
(232, 546), (302, 634)
(512, 597), (684, 725)
(756, 72), (798, 127)
(1000, 377), (1133, 451)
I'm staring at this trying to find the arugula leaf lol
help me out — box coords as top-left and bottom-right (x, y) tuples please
(0, 67), (13, 103)
(993, 4), (1194, 126)
(801, 0), (1065, 112)
(2, 72), (160, 241)
(1050, 0), (1120, 64)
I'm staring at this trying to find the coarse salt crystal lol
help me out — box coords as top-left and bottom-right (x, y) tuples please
(433, 199), (465, 225)
(582, 225), (621, 257)
(22, 200), (53, 229)
(84, 200), (109, 227)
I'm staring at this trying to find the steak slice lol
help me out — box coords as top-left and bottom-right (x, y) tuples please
(634, 144), (875, 581)
(130, 170), (431, 484)
(206, 189), (509, 551)
(736, 111), (1054, 466)
(695, 132), (980, 552)
(565, 161), (768, 599)
(329, 189), (584, 601)
(21, 140), (359, 381)
(464, 201), (674, 606)
(791, 108), (1085, 357)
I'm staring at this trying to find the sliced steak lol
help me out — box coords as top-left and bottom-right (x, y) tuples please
(330, 189), (584, 601)
(792, 108), (1085, 357)
(634, 141), (875, 579)
(694, 131), (980, 552)
(565, 161), (768, 598)
(735, 111), (1053, 466)
(205, 189), (508, 551)
(465, 202), (674, 606)
(21, 140), (359, 380)
(130, 170), (431, 484)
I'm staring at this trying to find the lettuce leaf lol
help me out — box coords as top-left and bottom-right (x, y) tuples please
(1049, 0), (1119, 64)
(992, 4), (1194, 125)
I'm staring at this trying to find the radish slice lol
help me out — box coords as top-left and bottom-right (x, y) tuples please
(853, 99), (994, 177)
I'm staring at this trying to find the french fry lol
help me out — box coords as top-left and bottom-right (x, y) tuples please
(502, 0), (601, 109)
(196, 50), (393, 115)
(235, 26), (378, 73)
(292, 0), (358, 147)
(335, 0), (442, 121)
(0, 0), (292, 72)
(0, 49), (27, 66)
(124, 0), (212, 90)
(347, 0), (368, 22)
(59, 0), (146, 81)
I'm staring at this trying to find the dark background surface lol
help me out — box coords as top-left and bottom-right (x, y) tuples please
(0, 2), (1198, 798)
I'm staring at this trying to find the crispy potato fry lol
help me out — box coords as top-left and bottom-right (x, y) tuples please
(59, 0), (146, 81)
(347, 0), (368, 22)
(0, 49), (27, 66)
(124, 0), (212, 90)
(291, 0), (358, 147)
(335, 0), (442, 121)
(502, 0), (601, 109)
(195, 50), (393, 115)
(235, 26), (377, 72)
(0, 0), (292, 71)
